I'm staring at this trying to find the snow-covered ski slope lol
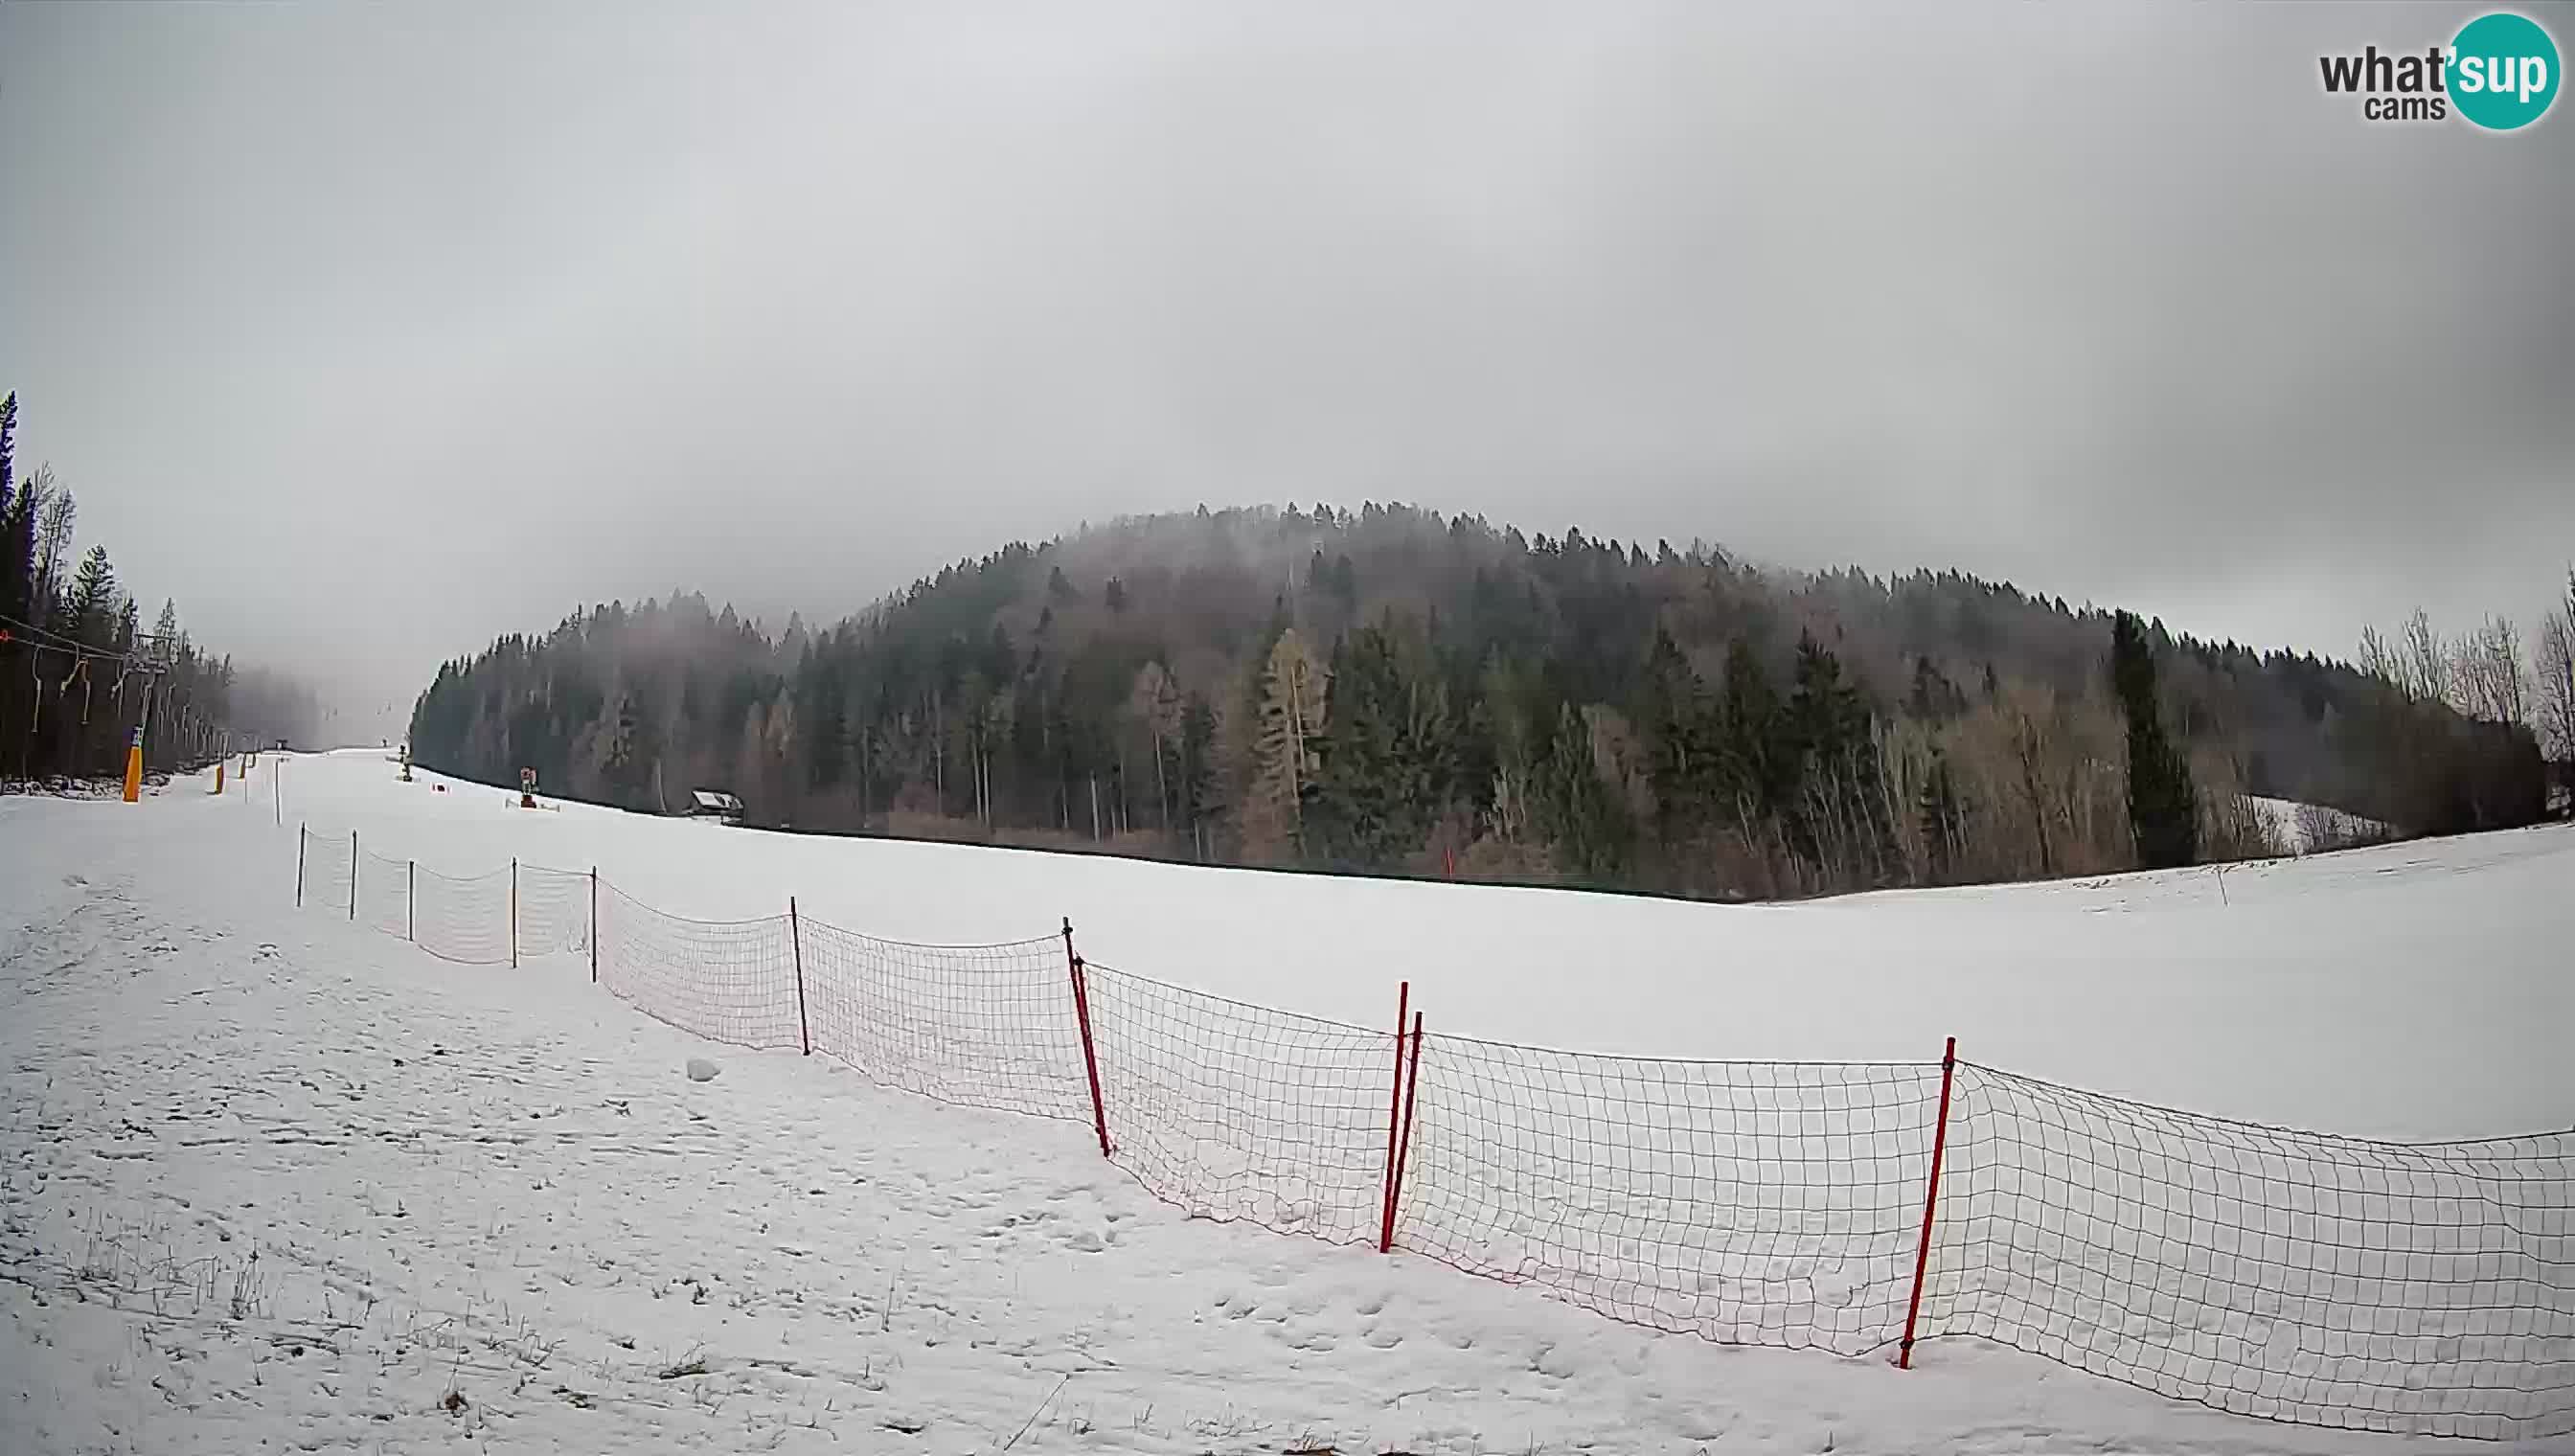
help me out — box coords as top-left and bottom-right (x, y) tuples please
(260, 749), (2567, 1139)
(4, 750), (2570, 1453)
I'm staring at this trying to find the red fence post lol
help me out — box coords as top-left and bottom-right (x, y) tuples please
(1063, 919), (1111, 1159)
(788, 896), (811, 1056)
(349, 830), (358, 921)
(1379, 981), (1410, 1247)
(588, 868), (598, 983)
(1900, 1035), (1959, 1370)
(1381, 1010), (1424, 1254)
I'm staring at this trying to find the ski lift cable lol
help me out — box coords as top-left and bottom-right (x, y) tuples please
(0, 611), (180, 672)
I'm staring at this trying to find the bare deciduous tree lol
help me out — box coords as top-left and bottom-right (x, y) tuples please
(2451, 615), (2529, 726)
(2537, 571), (2575, 767)
(29, 467), (74, 610)
(2293, 800), (2340, 854)
(2403, 607), (2450, 706)
(2189, 749), (2274, 862)
(1128, 661), (1181, 832)
(1240, 629), (1325, 861)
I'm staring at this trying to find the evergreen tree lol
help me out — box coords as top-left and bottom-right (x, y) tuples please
(1176, 694), (1218, 852)
(0, 434), (31, 626)
(1311, 622), (1453, 867)
(2112, 609), (2199, 868)
(1328, 553), (1358, 608)
(67, 546), (119, 646)
(1714, 637), (1785, 820)
(1907, 655), (1962, 721)
(1636, 626), (1710, 844)
(1538, 702), (1627, 879)
(604, 692), (656, 808)
(1787, 633), (1867, 769)
(1785, 632), (1885, 879)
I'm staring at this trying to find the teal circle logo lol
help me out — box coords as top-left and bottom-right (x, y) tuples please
(2450, 11), (2560, 130)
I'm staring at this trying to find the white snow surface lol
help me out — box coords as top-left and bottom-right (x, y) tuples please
(3, 750), (2570, 1453)
(208, 752), (2575, 1139)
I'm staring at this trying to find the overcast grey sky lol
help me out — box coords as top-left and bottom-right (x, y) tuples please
(3, 1), (2569, 741)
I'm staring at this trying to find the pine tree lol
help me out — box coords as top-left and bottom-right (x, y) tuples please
(1538, 702), (1627, 878)
(1785, 632), (1884, 880)
(1636, 626), (1709, 844)
(604, 692), (649, 807)
(1788, 633), (1865, 768)
(0, 444), (32, 626)
(1714, 637), (1784, 821)
(1177, 694), (1217, 853)
(1329, 554), (1358, 608)
(1907, 655), (1961, 721)
(67, 546), (118, 647)
(1312, 623), (1453, 867)
(2112, 610), (2199, 868)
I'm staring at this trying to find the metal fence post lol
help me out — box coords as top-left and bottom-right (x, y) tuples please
(1900, 1036), (1959, 1370)
(788, 898), (811, 1056)
(1063, 919), (1111, 1159)
(1379, 981), (1410, 1249)
(1382, 1009), (1424, 1254)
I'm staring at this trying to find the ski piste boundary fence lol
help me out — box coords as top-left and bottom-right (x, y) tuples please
(292, 823), (2574, 1442)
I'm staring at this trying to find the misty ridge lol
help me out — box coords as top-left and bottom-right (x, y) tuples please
(409, 502), (2574, 901)
(0, 393), (324, 791)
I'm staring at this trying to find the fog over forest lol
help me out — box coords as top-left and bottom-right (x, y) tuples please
(5, 2), (2571, 749)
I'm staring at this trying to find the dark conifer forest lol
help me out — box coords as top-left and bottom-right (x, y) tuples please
(410, 503), (2555, 898)
(0, 393), (322, 785)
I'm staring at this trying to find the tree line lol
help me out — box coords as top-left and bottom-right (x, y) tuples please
(410, 503), (2561, 898)
(1, 392), (322, 788)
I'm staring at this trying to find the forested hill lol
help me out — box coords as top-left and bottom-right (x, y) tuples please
(409, 503), (2547, 899)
